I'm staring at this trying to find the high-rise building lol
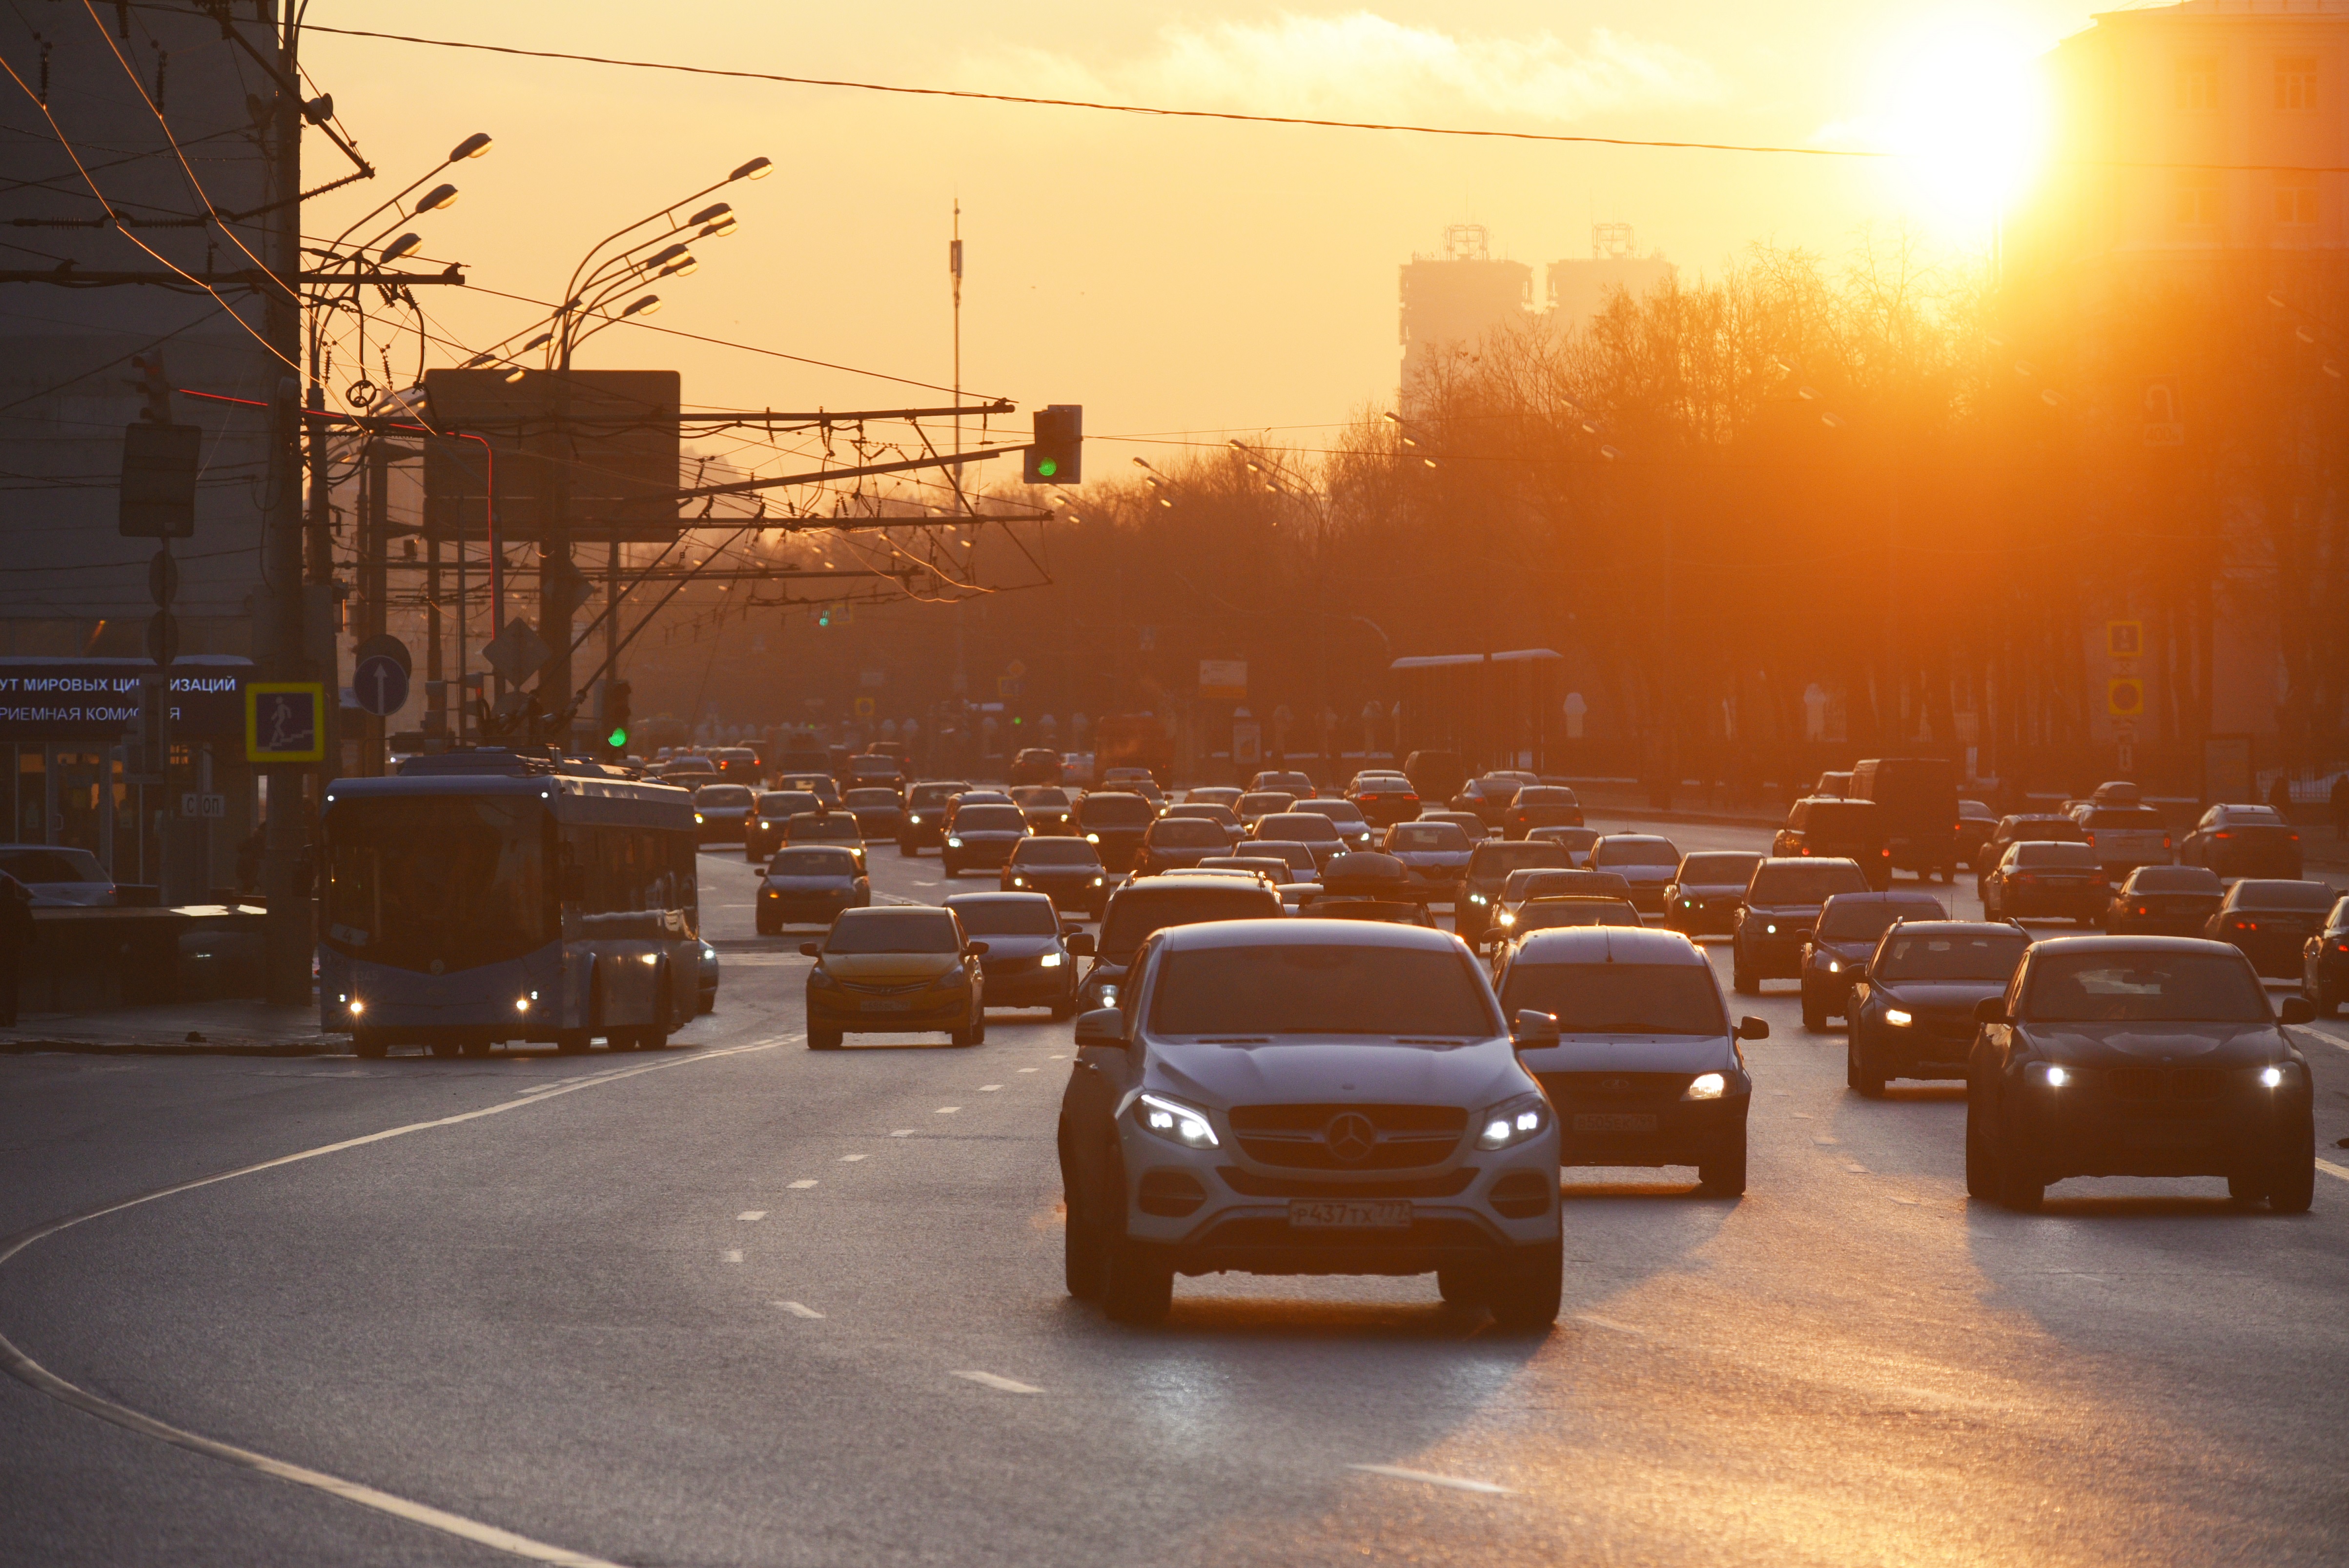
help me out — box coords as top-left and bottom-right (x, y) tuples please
(1397, 224), (1530, 411)
(1546, 224), (1677, 332)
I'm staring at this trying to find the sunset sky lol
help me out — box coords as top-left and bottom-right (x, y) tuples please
(302, 1), (2108, 449)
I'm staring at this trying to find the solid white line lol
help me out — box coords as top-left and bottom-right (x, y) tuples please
(737, 1210), (767, 1222)
(1348, 1464), (1511, 1496)
(2317, 1158), (2349, 1184)
(788, 1180), (818, 1190)
(773, 1301), (824, 1319)
(949, 1370), (1042, 1394)
(0, 1034), (782, 1566)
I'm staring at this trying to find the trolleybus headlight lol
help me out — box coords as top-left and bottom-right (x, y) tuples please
(347, 998), (365, 1016)
(514, 997), (531, 1014)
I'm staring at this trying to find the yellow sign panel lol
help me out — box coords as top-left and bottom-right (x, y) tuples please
(2106, 619), (2143, 659)
(245, 683), (326, 763)
(852, 695), (876, 719)
(2107, 677), (2145, 718)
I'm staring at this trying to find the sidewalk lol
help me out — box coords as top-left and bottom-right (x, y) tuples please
(0, 998), (340, 1056)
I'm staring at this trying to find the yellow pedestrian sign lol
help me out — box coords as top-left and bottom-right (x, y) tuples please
(2106, 620), (2143, 660)
(246, 682), (327, 762)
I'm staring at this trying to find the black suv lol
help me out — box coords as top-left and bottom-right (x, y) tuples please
(1771, 797), (1890, 891)
(1076, 790), (1156, 874)
(1731, 857), (1869, 994)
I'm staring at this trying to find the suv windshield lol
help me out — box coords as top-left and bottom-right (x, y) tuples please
(1500, 962), (1724, 1035)
(769, 849), (857, 876)
(1099, 886), (1280, 961)
(1295, 801), (1367, 823)
(1011, 839), (1102, 866)
(1679, 852), (1762, 884)
(696, 786), (754, 808)
(1149, 944), (1496, 1036)
(908, 783), (969, 807)
(1389, 824), (1470, 851)
(2023, 950), (2267, 1023)
(1149, 819), (1227, 846)
(826, 909), (959, 954)
(2130, 866), (2221, 893)
(2231, 880), (2334, 911)
(1748, 862), (1868, 904)
(1593, 838), (1679, 867)
(1469, 842), (1571, 877)
(789, 815), (859, 839)
(758, 793), (817, 816)
(1013, 787), (1071, 806)
(946, 899), (1060, 937)
(844, 788), (899, 808)
(2014, 843), (2098, 869)
(1818, 899), (1944, 939)
(1080, 794), (1153, 827)
(1877, 932), (2028, 982)
(1258, 815), (1341, 842)
(955, 806), (1026, 832)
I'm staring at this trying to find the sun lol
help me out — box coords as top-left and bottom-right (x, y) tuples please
(1860, 16), (2051, 241)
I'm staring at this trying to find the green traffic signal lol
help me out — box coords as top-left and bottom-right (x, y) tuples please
(608, 727), (629, 748)
(1035, 457), (1058, 478)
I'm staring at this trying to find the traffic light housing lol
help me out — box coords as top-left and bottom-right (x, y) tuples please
(603, 679), (632, 752)
(1023, 404), (1082, 485)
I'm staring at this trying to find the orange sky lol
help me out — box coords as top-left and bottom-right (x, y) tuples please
(302, 1), (2103, 453)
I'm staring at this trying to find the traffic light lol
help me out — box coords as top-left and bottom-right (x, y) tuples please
(1023, 404), (1082, 484)
(603, 679), (632, 752)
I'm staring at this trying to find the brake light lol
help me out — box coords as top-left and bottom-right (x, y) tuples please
(2290, 833), (2300, 842)
(2236, 920), (2258, 933)
(1799, 846), (1811, 855)
(2136, 904), (2149, 915)
(2162, 836), (2172, 850)
(2215, 831), (2231, 839)
(1880, 848), (1892, 857)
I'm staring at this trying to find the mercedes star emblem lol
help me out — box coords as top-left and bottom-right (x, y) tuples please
(1324, 1111), (1377, 1164)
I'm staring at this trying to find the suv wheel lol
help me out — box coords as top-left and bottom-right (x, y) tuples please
(1484, 1241), (1562, 1330)
(2267, 1122), (2316, 1214)
(1731, 952), (1757, 995)
(1697, 1130), (1747, 1197)
(1996, 1120), (2044, 1211)
(1101, 1240), (1173, 1325)
(1801, 991), (1827, 1033)
(1849, 1029), (1886, 1098)
(1963, 1089), (1997, 1198)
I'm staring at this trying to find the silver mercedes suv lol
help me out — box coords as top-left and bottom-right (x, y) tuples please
(1057, 918), (1564, 1328)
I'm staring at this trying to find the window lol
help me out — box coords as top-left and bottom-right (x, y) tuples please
(2276, 56), (2316, 112)
(2276, 174), (2319, 225)
(2174, 172), (2222, 227)
(2177, 56), (2218, 112)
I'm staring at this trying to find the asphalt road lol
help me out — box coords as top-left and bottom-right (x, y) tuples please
(2, 811), (2345, 1567)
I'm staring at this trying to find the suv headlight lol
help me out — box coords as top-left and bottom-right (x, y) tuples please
(1683, 1072), (1728, 1100)
(1475, 1091), (1549, 1150)
(1884, 1008), (1913, 1027)
(1137, 1092), (1219, 1149)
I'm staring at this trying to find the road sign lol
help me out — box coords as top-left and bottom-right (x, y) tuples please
(245, 683), (326, 763)
(1005, 659), (1028, 679)
(853, 696), (876, 719)
(2142, 377), (2184, 448)
(352, 653), (411, 717)
(351, 632), (412, 676)
(2106, 620), (2143, 660)
(1199, 659), (1247, 700)
(480, 616), (552, 686)
(179, 792), (226, 819)
(118, 422), (201, 537)
(144, 611), (178, 666)
(2107, 677), (2145, 718)
(996, 677), (1023, 699)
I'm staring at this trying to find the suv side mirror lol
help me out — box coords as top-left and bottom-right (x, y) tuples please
(2278, 995), (2315, 1026)
(1073, 1007), (1127, 1048)
(1064, 932), (1095, 957)
(966, 940), (990, 957)
(1737, 1016), (1770, 1041)
(1975, 997), (2009, 1025)
(799, 941), (822, 958)
(1511, 1008), (1560, 1048)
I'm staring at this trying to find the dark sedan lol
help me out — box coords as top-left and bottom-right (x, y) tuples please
(2304, 896), (2349, 1016)
(2202, 878), (2337, 979)
(1981, 841), (2109, 927)
(1075, 790), (1156, 874)
(781, 811), (867, 873)
(2103, 864), (2224, 937)
(1955, 799), (1999, 870)
(1731, 857), (1870, 994)
(1965, 938), (2316, 1212)
(944, 891), (1086, 1019)
(1010, 784), (1079, 836)
(941, 803), (1031, 877)
(1247, 769), (1317, 796)
(1236, 790), (1296, 829)
(1798, 890), (1948, 1031)
(897, 780), (973, 854)
(1449, 776), (1522, 827)
(746, 790), (821, 861)
(1346, 773), (1425, 827)
(1291, 797), (1379, 851)
(1499, 926), (1766, 1196)
(2181, 804), (2302, 880)
(692, 783), (756, 844)
(756, 845), (871, 933)
(1975, 815), (2086, 902)
(1381, 819), (1475, 899)
(1455, 839), (1575, 944)
(841, 786), (906, 842)
(1133, 815), (1233, 876)
(1846, 921), (2031, 1096)
(1588, 834), (1682, 917)
(1000, 836), (1110, 919)
(1501, 785), (1585, 838)
(1664, 851), (1764, 937)
(1249, 811), (1348, 871)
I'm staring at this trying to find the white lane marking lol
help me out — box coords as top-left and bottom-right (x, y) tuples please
(979, 1083), (1002, 1092)
(1348, 1464), (1511, 1496)
(1573, 1314), (1648, 1337)
(722, 1249), (744, 1263)
(737, 1210), (767, 1222)
(2317, 1158), (2349, 1184)
(0, 1035), (781, 1568)
(839, 1153), (867, 1162)
(1789, 1111), (1813, 1120)
(1843, 1161), (1870, 1174)
(1048, 1054), (1066, 1060)
(891, 1129), (915, 1137)
(1811, 1136), (1840, 1145)
(2293, 1025), (2349, 1056)
(937, 1106), (961, 1114)
(1887, 1195), (1920, 1206)
(789, 1180), (818, 1190)
(950, 1370), (1042, 1395)
(1017, 1067), (1038, 1073)
(774, 1301), (825, 1319)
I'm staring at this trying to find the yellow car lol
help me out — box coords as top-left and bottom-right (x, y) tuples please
(802, 905), (986, 1050)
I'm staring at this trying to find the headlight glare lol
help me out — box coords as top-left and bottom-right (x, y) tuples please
(2259, 1064), (2285, 1088)
(1086, 832), (1101, 843)
(1884, 1008), (1913, 1027)
(1040, 951), (1064, 968)
(1138, 1092), (1219, 1149)
(2042, 1064), (2070, 1088)
(1474, 1092), (1548, 1150)
(946, 836), (962, 848)
(1684, 1072), (1727, 1100)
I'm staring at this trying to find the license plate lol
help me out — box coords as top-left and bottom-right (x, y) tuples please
(1288, 1199), (1412, 1230)
(1573, 1112), (1657, 1134)
(861, 997), (917, 1012)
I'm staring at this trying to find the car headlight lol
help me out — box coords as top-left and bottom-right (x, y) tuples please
(1469, 893), (1489, 905)
(514, 996), (532, 1013)
(1040, 951), (1065, 968)
(347, 998), (365, 1016)
(1137, 1092), (1219, 1149)
(1010, 876), (1026, 887)
(908, 814), (923, 824)
(808, 967), (838, 989)
(1884, 1008), (1913, 1027)
(946, 836), (962, 848)
(1086, 832), (1101, 843)
(1475, 1092), (1549, 1150)
(1683, 1072), (1727, 1100)
(1092, 875), (1105, 885)
(2038, 1063), (2071, 1088)
(1825, 958), (1841, 973)
(694, 813), (705, 823)
(2259, 1064), (2285, 1088)
(1496, 910), (1516, 926)
(1765, 923), (1778, 935)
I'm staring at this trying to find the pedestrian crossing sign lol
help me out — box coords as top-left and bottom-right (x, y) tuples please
(246, 682), (326, 762)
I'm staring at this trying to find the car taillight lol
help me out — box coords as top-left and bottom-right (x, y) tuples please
(2236, 920), (2258, 932)
(2136, 904), (2149, 915)
(2336, 941), (2349, 953)
(2162, 836), (2172, 850)
(2214, 831), (2231, 839)
(1880, 848), (1892, 857)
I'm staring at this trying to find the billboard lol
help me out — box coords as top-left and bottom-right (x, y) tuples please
(421, 369), (684, 542)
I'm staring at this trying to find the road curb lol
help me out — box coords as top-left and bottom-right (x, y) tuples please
(0, 1038), (342, 1058)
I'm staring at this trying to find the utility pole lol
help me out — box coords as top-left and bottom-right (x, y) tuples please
(261, 6), (311, 1006)
(950, 200), (968, 702)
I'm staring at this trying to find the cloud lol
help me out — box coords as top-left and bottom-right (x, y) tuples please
(974, 11), (1717, 126)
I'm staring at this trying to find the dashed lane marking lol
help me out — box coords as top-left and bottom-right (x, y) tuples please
(1017, 1067), (1038, 1073)
(1574, 1314), (1648, 1338)
(774, 1301), (825, 1319)
(1843, 1161), (1870, 1174)
(937, 1106), (961, 1115)
(789, 1180), (818, 1190)
(737, 1210), (767, 1222)
(950, 1370), (1042, 1395)
(840, 1153), (867, 1162)
(722, 1249), (744, 1263)
(980, 1084), (1002, 1092)
(2318, 1158), (2349, 1184)
(891, 1129), (915, 1137)
(1811, 1136), (1840, 1145)
(1348, 1464), (1511, 1497)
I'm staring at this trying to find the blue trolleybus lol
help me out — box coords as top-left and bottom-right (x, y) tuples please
(318, 749), (700, 1058)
